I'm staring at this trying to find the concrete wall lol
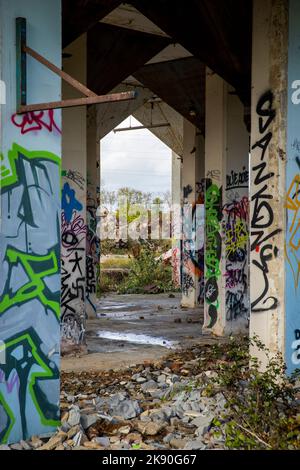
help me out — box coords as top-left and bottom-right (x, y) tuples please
(61, 35), (87, 344)
(0, 0), (61, 443)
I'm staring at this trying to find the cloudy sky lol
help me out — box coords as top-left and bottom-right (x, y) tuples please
(101, 116), (171, 195)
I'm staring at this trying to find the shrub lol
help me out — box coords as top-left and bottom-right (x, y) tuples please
(118, 244), (175, 294)
(210, 336), (300, 450)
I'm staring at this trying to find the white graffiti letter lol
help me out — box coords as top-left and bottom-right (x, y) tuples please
(291, 339), (300, 365)
(291, 80), (300, 104)
(0, 80), (6, 105)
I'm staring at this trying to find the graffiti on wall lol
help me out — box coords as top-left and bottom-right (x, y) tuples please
(226, 167), (249, 190)
(204, 180), (222, 327)
(86, 180), (100, 313)
(223, 193), (249, 321)
(0, 144), (60, 443)
(61, 179), (86, 344)
(11, 110), (61, 135)
(285, 170), (300, 290)
(251, 90), (281, 312)
(181, 181), (205, 304)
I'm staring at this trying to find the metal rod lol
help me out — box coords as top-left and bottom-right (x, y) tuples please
(24, 45), (97, 98)
(113, 123), (170, 133)
(17, 91), (137, 114)
(16, 18), (27, 108)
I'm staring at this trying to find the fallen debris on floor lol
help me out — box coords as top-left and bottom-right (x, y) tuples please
(2, 338), (299, 451)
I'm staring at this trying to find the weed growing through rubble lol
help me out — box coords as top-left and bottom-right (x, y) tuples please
(210, 336), (300, 450)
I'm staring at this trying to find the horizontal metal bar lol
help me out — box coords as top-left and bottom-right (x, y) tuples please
(113, 123), (170, 133)
(24, 45), (97, 98)
(17, 91), (137, 114)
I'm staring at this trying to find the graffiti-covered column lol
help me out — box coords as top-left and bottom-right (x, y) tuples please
(203, 70), (226, 334)
(61, 35), (87, 346)
(203, 70), (250, 335)
(181, 119), (205, 308)
(250, 0), (300, 374)
(0, 0), (61, 443)
(223, 89), (250, 332)
(86, 105), (100, 317)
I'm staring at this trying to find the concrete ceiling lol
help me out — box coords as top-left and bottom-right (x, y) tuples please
(100, 3), (170, 37)
(87, 23), (170, 95)
(133, 57), (205, 133)
(63, 0), (252, 104)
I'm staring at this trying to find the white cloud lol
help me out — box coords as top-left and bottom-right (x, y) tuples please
(101, 116), (171, 193)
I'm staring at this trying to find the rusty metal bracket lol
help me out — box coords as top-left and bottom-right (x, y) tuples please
(16, 17), (136, 114)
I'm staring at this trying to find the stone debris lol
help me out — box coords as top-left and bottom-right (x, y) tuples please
(4, 343), (233, 451)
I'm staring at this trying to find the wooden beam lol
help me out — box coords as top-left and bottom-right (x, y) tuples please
(17, 91), (137, 114)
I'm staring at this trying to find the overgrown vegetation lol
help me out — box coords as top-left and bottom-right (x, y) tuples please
(207, 336), (300, 450)
(118, 244), (175, 294)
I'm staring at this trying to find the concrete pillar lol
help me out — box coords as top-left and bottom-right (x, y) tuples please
(203, 72), (226, 332)
(86, 105), (100, 317)
(0, 0), (61, 443)
(171, 151), (181, 288)
(181, 119), (204, 307)
(203, 70), (249, 335)
(224, 91), (250, 331)
(250, 0), (300, 374)
(61, 35), (87, 345)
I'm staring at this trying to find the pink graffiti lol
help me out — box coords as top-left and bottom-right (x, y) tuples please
(11, 110), (61, 135)
(0, 370), (20, 394)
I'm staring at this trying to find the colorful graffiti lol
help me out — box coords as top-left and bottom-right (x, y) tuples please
(204, 181), (222, 327)
(251, 91), (280, 312)
(61, 178), (86, 344)
(0, 144), (60, 443)
(285, 173), (300, 289)
(286, 2), (300, 373)
(223, 195), (249, 322)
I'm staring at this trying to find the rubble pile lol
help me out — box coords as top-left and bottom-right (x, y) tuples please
(0, 343), (231, 451)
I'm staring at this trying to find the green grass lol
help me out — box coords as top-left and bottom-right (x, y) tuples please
(100, 256), (131, 270)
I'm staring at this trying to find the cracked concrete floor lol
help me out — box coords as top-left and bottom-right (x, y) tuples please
(61, 293), (221, 372)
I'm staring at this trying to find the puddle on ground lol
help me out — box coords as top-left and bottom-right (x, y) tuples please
(96, 331), (177, 349)
(98, 303), (136, 310)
